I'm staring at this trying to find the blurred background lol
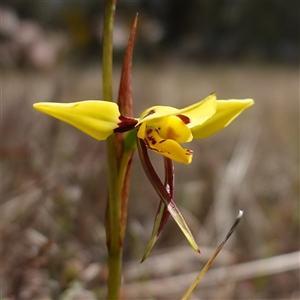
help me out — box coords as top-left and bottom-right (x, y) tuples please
(1, 1), (299, 299)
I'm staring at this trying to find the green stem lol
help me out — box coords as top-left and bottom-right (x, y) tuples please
(103, 1), (122, 299)
(103, 0), (115, 103)
(106, 135), (122, 300)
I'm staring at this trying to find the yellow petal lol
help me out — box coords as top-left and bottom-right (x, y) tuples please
(33, 101), (121, 140)
(152, 139), (193, 164)
(137, 94), (216, 129)
(191, 99), (254, 139)
(138, 105), (179, 125)
(178, 93), (217, 127)
(138, 122), (193, 164)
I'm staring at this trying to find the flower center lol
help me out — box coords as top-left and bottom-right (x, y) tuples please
(138, 115), (193, 145)
(156, 116), (193, 143)
(137, 116), (193, 164)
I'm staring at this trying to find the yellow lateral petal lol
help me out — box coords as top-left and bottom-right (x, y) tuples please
(33, 101), (121, 140)
(137, 94), (217, 128)
(191, 99), (254, 139)
(178, 93), (217, 128)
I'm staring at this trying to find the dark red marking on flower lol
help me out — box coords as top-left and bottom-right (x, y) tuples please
(177, 114), (190, 124)
(141, 109), (155, 120)
(146, 129), (153, 135)
(148, 135), (157, 145)
(114, 116), (138, 133)
(144, 141), (159, 152)
(159, 139), (166, 144)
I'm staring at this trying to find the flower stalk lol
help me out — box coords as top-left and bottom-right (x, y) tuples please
(102, 0), (122, 299)
(103, 3), (138, 298)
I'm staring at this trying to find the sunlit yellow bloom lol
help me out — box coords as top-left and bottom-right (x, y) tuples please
(33, 101), (121, 140)
(33, 94), (254, 164)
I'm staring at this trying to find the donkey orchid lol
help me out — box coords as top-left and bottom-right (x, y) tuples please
(33, 93), (253, 164)
(34, 93), (254, 259)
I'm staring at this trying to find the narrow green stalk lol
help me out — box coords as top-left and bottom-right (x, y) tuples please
(102, 1), (122, 299)
(106, 136), (122, 300)
(103, 0), (115, 104)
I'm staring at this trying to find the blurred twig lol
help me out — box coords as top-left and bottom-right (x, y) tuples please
(181, 210), (244, 299)
(124, 251), (300, 298)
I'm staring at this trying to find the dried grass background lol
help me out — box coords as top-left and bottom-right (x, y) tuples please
(2, 60), (299, 299)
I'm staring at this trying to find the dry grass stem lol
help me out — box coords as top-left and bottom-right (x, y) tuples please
(124, 251), (300, 298)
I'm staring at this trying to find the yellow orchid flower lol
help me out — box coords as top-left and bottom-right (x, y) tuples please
(33, 94), (254, 164)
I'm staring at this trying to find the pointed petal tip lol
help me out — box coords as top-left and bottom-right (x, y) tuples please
(33, 102), (51, 112)
(240, 98), (254, 104)
(248, 98), (255, 105)
(240, 98), (255, 107)
(33, 102), (42, 109)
